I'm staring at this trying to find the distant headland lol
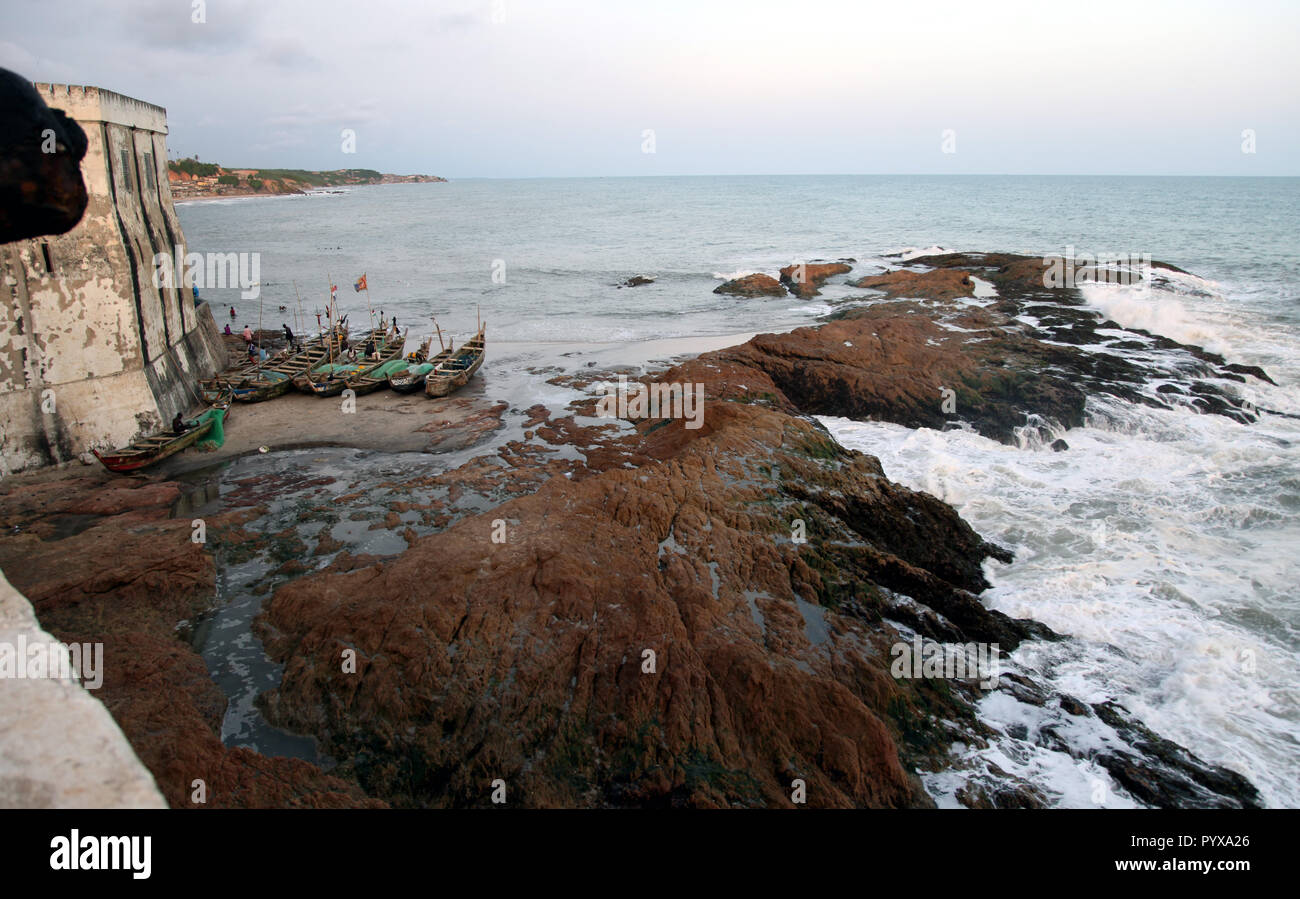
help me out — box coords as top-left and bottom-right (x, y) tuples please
(167, 157), (446, 200)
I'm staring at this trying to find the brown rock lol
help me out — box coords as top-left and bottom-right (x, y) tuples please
(253, 392), (1034, 808)
(713, 273), (787, 298)
(853, 268), (975, 300)
(779, 262), (852, 298)
(0, 472), (384, 808)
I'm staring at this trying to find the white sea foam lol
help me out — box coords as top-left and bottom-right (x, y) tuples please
(886, 245), (955, 261)
(787, 303), (832, 316)
(1080, 282), (1231, 354)
(819, 400), (1300, 808)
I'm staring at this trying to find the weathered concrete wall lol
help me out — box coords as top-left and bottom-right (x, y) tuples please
(0, 84), (225, 475)
(0, 568), (167, 808)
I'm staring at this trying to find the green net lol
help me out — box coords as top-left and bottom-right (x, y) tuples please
(195, 407), (226, 451)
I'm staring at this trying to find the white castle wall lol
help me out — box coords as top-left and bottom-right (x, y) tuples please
(0, 569), (166, 808)
(0, 84), (226, 474)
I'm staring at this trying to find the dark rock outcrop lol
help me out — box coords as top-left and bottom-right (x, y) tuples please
(702, 252), (1270, 444)
(853, 268), (975, 300)
(0, 474), (382, 808)
(713, 273), (787, 298)
(255, 400), (1036, 808)
(779, 262), (852, 298)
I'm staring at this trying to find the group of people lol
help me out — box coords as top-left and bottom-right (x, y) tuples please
(222, 302), (402, 367)
(339, 332), (377, 364)
(222, 312), (299, 362)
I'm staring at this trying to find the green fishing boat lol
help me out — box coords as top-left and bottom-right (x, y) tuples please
(228, 324), (349, 403)
(293, 328), (405, 397)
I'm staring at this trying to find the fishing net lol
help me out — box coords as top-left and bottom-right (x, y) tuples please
(196, 407), (226, 451)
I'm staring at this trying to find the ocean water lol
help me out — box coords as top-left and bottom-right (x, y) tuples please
(179, 175), (1300, 807)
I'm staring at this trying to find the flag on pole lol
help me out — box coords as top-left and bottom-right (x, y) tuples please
(331, 284), (338, 300)
(354, 274), (367, 292)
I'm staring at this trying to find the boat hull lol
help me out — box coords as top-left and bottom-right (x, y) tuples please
(388, 373), (428, 393)
(386, 351), (447, 393)
(349, 377), (391, 396)
(92, 403), (228, 473)
(425, 348), (484, 398)
(232, 374), (295, 403)
(225, 327), (347, 403)
(301, 377), (349, 397)
(295, 331), (407, 397)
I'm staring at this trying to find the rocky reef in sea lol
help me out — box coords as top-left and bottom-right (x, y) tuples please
(0, 252), (1267, 808)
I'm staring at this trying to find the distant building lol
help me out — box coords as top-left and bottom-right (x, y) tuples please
(0, 84), (225, 474)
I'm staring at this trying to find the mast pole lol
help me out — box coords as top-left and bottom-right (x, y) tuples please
(256, 294), (263, 371)
(327, 274), (335, 365)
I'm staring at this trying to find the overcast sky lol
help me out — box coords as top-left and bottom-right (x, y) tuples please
(3, 0), (1298, 177)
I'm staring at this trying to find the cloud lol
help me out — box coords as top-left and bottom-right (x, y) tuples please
(0, 40), (76, 83)
(264, 101), (386, 129)
(246, 128), (308, 152)
(437, 12), (483, 30)
(2, 0), (1296, 176)
(113, 0), (266, 51)
(259, 37), (324, 70)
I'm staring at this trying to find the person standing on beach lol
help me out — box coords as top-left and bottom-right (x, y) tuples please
(242, 324), (253, 344)
(283, 323), (295, 348)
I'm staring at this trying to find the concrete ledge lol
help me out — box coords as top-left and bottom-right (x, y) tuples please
(0, 568), (166, 808)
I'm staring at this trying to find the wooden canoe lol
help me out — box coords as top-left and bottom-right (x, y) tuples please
(92, 398), (231, 473)
(424, 326), (485, 398)
(201, 324), (347, 404)
(230, 326), (349, 403)
(293, 329), (406, 397)
(387, 343), (454, 393)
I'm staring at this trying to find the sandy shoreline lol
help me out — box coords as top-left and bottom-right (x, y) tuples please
(174, 191), (308, 206)
(167, 384), (505, 475)
(2, 330), (765, 486)
(147, 331), (769, 478)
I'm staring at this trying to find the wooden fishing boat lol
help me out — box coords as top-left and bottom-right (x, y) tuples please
(92, 397), (231, 473)
(390, 321), (451, 392)
(292, 327), (383, 395)
(424, 325), (485, 398)
(388, 344), (453, 393)
(199, 361), (258, 404)
(201, 324), (347, 404)
(293, 328), (405, 397)
(229, 325), (349, 403)
(348, 356), (412, 395)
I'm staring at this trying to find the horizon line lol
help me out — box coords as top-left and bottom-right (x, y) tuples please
(430, 171), (1299, 180)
